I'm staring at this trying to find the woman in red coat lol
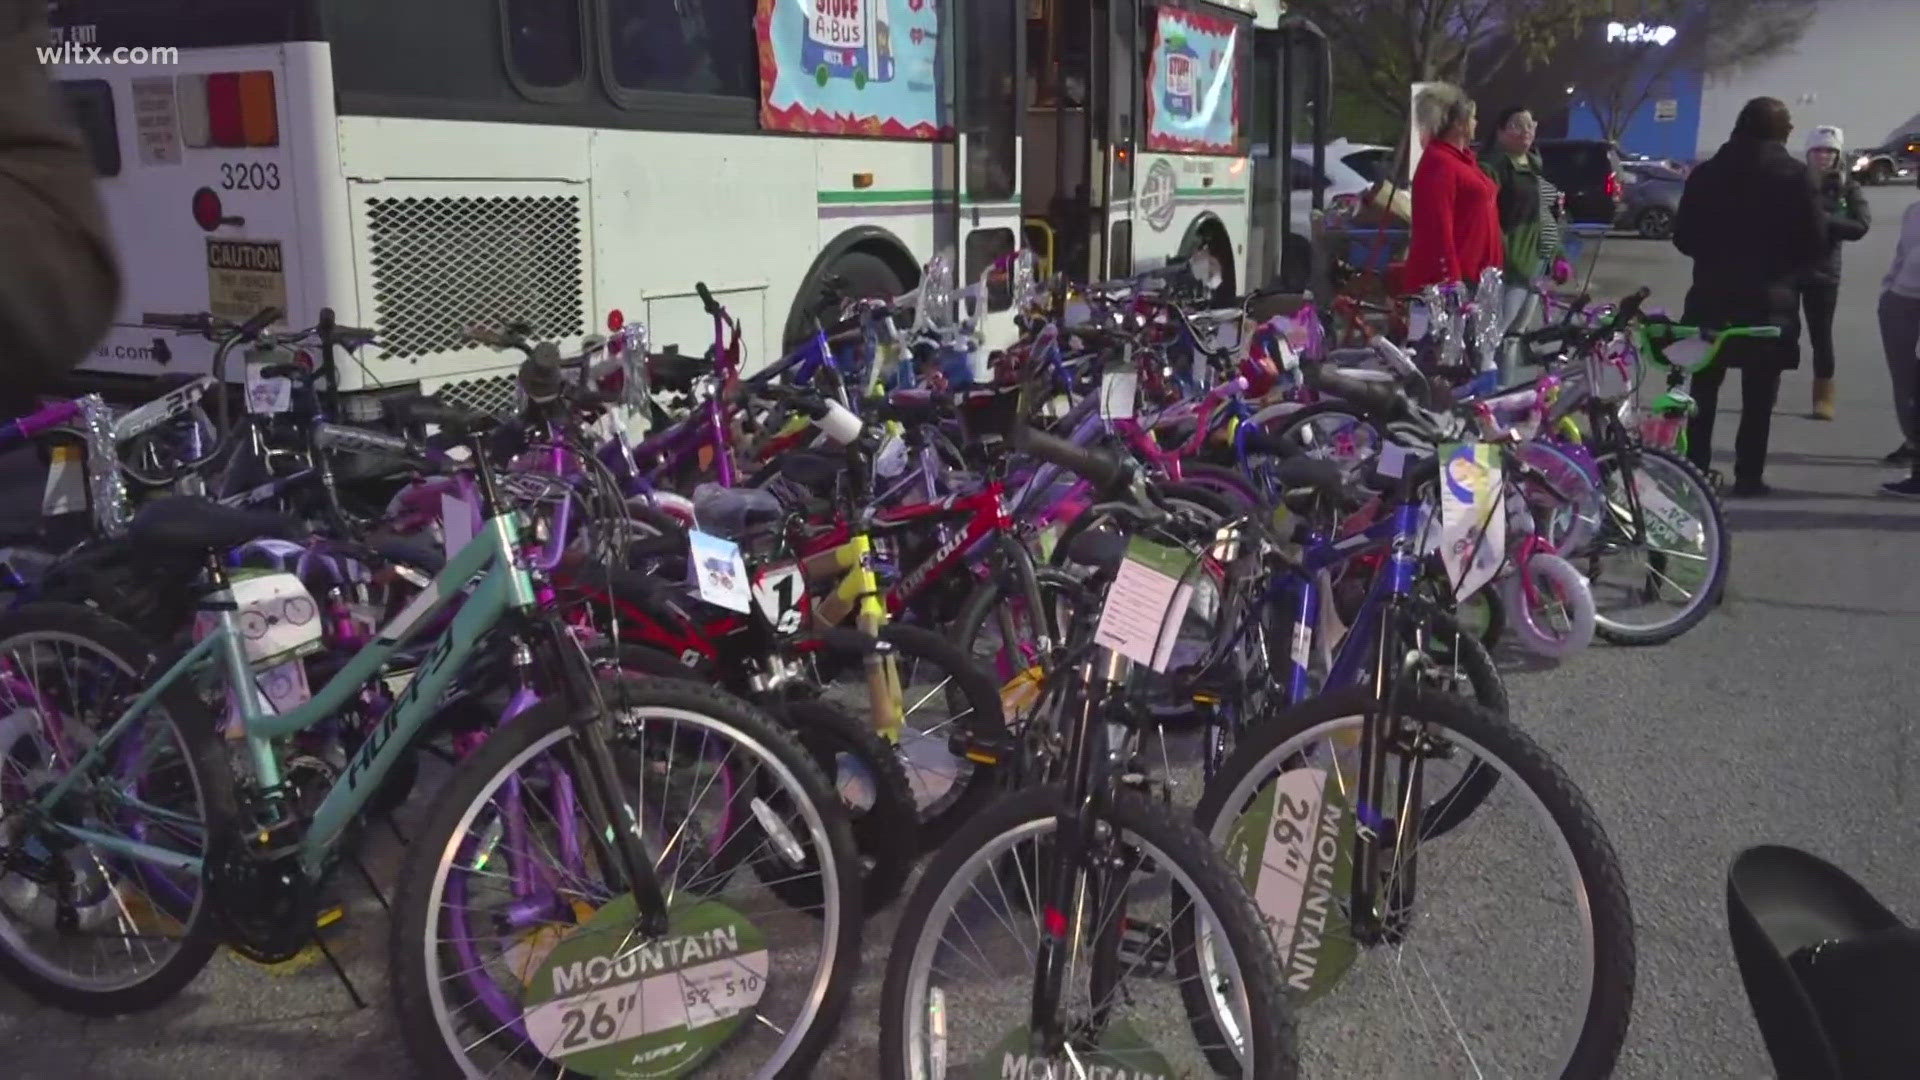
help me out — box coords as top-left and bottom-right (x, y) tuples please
(1404, 84), (1503, 292)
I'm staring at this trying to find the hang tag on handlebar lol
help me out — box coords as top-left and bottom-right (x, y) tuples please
(1661, 336), (1712, 370)
(441, 493), (476, 561)
(1376, 442), (1413, 479)
(1100, 369), (1138, 422)
(244, 359), (292, 415)
(1094, 538), (1197, 673)
(688, 529), (752, 613)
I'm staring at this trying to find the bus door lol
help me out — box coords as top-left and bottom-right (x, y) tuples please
(957, 0), (1025, 314)
(1023, 0), (1100, 283)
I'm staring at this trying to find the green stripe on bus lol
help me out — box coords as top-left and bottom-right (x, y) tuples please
(817, 189), (941, 204)
(1175, 187), (1247, 197)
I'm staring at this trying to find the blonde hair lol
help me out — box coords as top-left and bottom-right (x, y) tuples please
(1415, 83), (1476, 142)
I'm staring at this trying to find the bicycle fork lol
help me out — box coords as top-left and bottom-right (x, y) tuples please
(1349, 523), (1429, 945)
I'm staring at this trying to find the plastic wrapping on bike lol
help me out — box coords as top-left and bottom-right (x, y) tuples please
(1013, 425), (1127, 494)
(127, 496), (303, 553)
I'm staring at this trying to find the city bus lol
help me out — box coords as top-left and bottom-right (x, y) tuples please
(46, 0), (1298, 416)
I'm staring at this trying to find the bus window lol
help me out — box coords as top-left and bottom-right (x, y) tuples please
(601, 0), (758, 99)
(502, 0), (585, 90)
(963, 0), (1019, 200)
(58, 80), (121, 177)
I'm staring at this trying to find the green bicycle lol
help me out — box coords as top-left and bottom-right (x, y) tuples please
(1634, 319), (1783, 458)
(0, 400), (860, 1076)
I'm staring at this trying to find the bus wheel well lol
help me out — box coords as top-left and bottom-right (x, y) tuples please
(784, 228), (918, 349)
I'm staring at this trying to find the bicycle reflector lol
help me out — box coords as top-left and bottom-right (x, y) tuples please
(176, 71), (279, 148)
(607, 309), (625, 332)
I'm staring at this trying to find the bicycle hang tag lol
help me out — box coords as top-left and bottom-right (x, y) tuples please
(1660, 335), (1713, 371)
(687, 529), (751, 613)
(1437, 442), (1506, 600)
(1224, 766), (1358, 1003)
(244, 351), (293, 415)
(441, 492), (477, 561)
(1093, 537), (1196, 673)
(873, 428), (909, 477)
(195, 570), (324, 668)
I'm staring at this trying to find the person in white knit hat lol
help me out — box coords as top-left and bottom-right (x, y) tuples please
(1801, 124), (1871, 419)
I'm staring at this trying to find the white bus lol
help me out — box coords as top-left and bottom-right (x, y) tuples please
(47, 0), (1299, 416)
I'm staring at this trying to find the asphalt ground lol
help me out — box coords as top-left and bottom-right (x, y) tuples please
(4, 187), (1920, 1077)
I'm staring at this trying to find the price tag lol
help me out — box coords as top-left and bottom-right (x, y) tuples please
(1376, 442), (1412, 479)
(1093, 538), (1195, 673)
(441, 492), (476, 561)
(1273, 336), (1300, 373)
(1099, 369), (1138, 421)
(687, 529), (751, 613)
(244, 361), (293, 415)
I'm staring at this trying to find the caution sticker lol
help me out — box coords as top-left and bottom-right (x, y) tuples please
(206, 239), (287, 326)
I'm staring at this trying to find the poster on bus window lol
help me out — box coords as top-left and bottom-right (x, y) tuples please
(756, 0), (949, 139)
(1144, 7), (1241, 155)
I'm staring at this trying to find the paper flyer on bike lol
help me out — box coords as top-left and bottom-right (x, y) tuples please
(1439, 443), (1505, 600)
(1094, 537), (1196, 672)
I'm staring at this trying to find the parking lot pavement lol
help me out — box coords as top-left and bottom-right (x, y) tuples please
(5, 191), (1920, 1077)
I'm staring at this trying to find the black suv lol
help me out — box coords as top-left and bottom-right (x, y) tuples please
(1536, 139), (1625, 226)
(1853, 135), (1920, 185)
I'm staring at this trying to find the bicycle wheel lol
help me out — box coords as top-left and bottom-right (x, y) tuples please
(879, 784), (1297, 1079)
(0, 602), (236, 1015)
(605, 643), (917, 914)
(1500, 551), (1597, 658)
(1584, 444), (1729, 645)
(1177, 461), (1264, 512)
(391, 676), (862, 1079)
(1261, 403), (1379, 465)
(1192, 688), (1635, 1078)
(812, 622), (1005, 851)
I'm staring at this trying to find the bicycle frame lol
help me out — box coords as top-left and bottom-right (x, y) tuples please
(33, 507), (539, 880)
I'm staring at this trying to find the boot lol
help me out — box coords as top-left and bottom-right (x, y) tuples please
(1811, 378), (1836, 420)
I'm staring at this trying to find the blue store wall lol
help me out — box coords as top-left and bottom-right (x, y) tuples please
(1568, 65), (1706, 161)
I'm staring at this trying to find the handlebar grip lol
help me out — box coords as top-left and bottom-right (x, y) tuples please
(237, 307), (281, 339)
(142, 312), (209, 332)
(1014, 425), (1128, 494)
(695, 282), (721, 317)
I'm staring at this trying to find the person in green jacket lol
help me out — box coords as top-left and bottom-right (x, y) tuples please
(1481, 106), (1570, 382)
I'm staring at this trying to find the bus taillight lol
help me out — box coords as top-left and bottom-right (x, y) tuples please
(178, 71), (279, 149)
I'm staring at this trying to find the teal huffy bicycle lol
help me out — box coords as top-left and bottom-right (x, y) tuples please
(0, 398), (861, 1077)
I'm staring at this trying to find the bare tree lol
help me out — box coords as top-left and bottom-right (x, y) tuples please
(1286, 0), (1619, 126)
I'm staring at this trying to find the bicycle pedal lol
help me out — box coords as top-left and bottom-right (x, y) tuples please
(229, 905), (348, 973)
(950, 730), (1016, 767)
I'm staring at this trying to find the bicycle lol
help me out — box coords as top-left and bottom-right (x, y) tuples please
(0, 396), (862, 1076)
(879, 425), (1297, 1079)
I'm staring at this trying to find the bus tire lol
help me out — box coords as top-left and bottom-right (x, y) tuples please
(786, 247), (908, 349)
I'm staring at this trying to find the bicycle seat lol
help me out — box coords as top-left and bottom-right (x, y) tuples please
(1309, 365), (1412, 422)
(127, 496), (303, 554)
(1063, 522), (1129, 572)
(692, 484), (785, 540)
(777, 450), (846, 490)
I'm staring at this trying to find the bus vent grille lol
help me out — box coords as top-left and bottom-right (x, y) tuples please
(365, 195), (585, 360)
(432, 374), (522, 419)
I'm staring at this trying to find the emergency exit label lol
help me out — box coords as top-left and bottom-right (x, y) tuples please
(206, 239), (287, 325)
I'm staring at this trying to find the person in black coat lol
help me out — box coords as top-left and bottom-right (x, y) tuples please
(1673, 97), (1829, 496)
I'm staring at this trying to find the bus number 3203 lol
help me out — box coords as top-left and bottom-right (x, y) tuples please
(221, 163), (281, 191)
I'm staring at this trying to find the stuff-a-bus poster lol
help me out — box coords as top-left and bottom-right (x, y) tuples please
(756, 0), (949, 138)
(1144, 6), (1241, 154)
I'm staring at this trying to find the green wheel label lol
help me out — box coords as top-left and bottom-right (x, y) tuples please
(1224, 767), (1356, 1002)
(522, 898), (767, 1078)
(975, 1018), (1178, 1078)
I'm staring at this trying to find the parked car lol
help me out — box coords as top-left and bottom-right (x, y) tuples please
(1289, 139), (1393, 206)
(1853, 135), (1920, 185)
(1536, 139), (1626, 226)
(1618, 162), (1685, 239)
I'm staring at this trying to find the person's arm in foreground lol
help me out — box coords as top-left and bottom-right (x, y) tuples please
(1829, 177), (1870, 243)
(0, 0), (121, 388)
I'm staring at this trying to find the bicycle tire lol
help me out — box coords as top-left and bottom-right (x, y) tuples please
(0, 602), (237, 1016)
(390, 676), (863, 1079)
(1589, 444), (1729, 645)
(1192, 687), (1635, 1079)
(866, 622), (1006, 851)
(1501, 551), (1597, 658)
(879, 784), (1298, 1079)
(1176, 461), (1263, 512)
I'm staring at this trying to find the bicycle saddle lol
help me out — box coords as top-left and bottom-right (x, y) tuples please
(646, 347), (713, 391)
(126, 496), (303, 554)
(692, 484), (785, 541)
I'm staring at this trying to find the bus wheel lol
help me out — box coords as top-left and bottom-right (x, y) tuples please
(816, 65), (831, 87)
(789, 248), (908, 350)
